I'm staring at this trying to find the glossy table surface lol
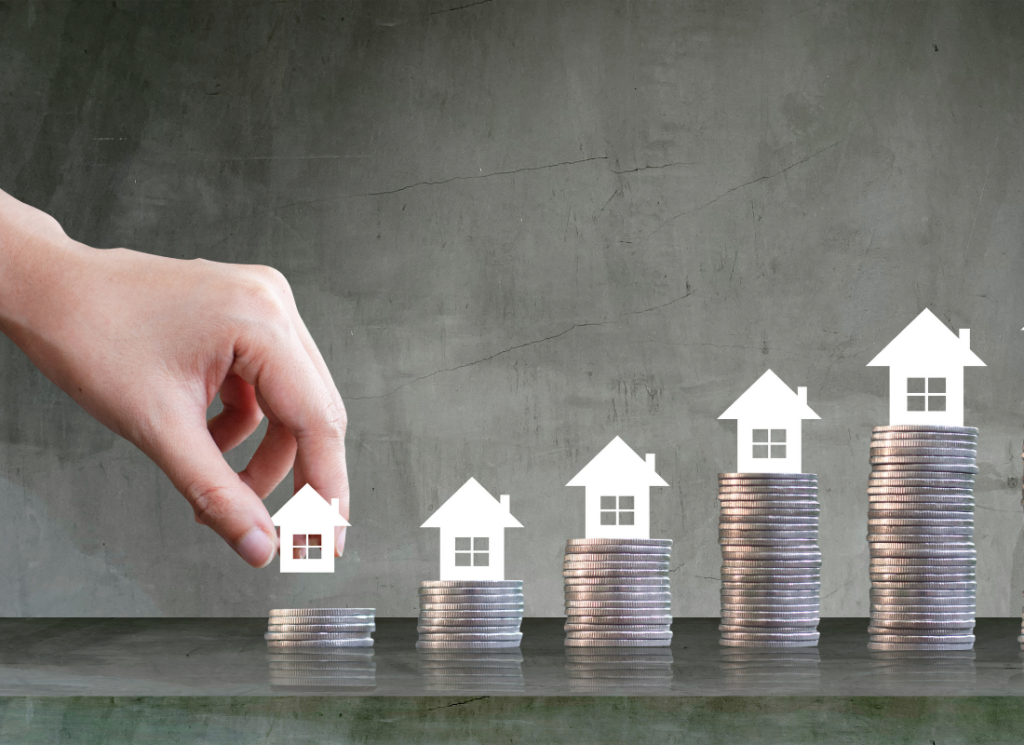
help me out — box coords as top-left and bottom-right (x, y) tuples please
(1, 618), (1023, 697)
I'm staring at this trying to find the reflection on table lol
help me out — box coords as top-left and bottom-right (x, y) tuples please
(564, 648), (674, 693)
(267, 648), (377, 692)
(417, 650), (525, 692)
(868, 649), (976, 693)
(719, 647), (821, 693)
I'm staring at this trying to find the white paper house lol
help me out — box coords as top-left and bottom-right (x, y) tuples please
(718, 369), (820, 474)
(566, 436), (668, 539)
(867, 308), (985, 426)
(421, 478), (523, 581)
(270, 484), (350, 573)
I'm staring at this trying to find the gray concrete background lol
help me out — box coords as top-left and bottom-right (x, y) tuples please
(0, 0), (1022, 618)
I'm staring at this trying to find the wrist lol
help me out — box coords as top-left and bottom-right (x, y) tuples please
(0, 192), (93, 356)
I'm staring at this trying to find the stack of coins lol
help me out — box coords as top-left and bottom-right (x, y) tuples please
(416, 580), (524, 650)
(268, 648), (377, 691)
(565, 648), (673, 692)
(868, 424), (978, 651)
(418, 650), (525, 692)
(265, 608), (376, 650)
(563, 538), (673, 648)
(718, 473), (821, 648)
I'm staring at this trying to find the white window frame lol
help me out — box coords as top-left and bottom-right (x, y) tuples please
(455, 537), (490, 567)
(907, 377), (946, 412)
(599, 496), (635, 526)
(752, 429), (787, 459)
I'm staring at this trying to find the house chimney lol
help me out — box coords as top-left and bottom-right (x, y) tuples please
(499, 494), (510, 511)
(331, 498), (340, 514)
(646, 453), (656, 471)
(797, 386), (808, 404)
(959, 328), (971, 348)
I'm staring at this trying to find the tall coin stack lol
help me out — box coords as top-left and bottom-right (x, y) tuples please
(265, 608), (376, 650)
(868, 424), (978, 651)
(718, 473), (821, 648)
(563, 538), (673, 648)
(416, 580), (524, 650)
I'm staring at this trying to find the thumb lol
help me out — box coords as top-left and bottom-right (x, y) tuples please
(150, 417), (280, 568)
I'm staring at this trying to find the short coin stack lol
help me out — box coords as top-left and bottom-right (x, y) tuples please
(868, 424), (978, 651)
(265, 608), (376, 650)
(718, 473), (821, 648)
(563, 538), (673, 648)
(416, 580), (524, 650)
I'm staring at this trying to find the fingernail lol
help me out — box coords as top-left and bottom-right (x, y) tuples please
(237, 527), (276, 568)
(336, 527), (347, 557)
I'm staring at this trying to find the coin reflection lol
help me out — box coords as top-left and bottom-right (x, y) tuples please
(564, 648), (673, 693)
(868, 649), (975, 693)
(719, 647), (820, 692)
(418, 650), (525, 692)
(267, 649), (377, 691)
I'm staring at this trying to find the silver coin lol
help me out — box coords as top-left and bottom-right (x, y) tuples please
(563, 560), (670, 570)
(566, 630), (673, 640)
(871, 597), (976, 607)
(419, 610), (524, 619)
(267, 624), (376, 633)
(872, 463), (979, 473)
(870, 557), (976, 566)
(722, 548), (821, 557)
(869, 503), (975, 513)
(565, 638), (671, 647)
(723, 581), (820, 590)
(719, 472), (816, 480)
(267, 616), (374, 626)
(869, 526), (973, 536)
(717, 500), (820, 509)
(720, 631), (820, 642)
(869, 539), (975, 548)
(868, 517), (973, 526)
(566, 615), (673, 624)
(869, 446), (977, 457)
(871, 581), (977, 590)
(565, 623), (670, 632)
(720, 513), (819, 522)
(870, 456), (977, 467)
(867, 642), (974, 651)
(566, 600), (672, 609)
(418, 632), (523, 642)
(868, 489), (974, 498)
(871, 430), (977, 441)
(869, 633), (975, 644)
(416, 640), (522, 650)
(873, 425), (978, 434)
(722, 559), (822, 568)
(869, 511), (974, 520)
(719, 531), (819, 540)
(420, 580), (523, 589)
(419, 592), (524, 603)
(419, 587), (524, 596)
(722, 569), (820, 578)
(418, 617), (522, 627)
(720, 620), (819, 631)
(720, 639), (819, 648)
(723, 603), (820, 612)
(564, 550), (671, 561)
(418, 625), (521, 635)
(722, 610), (820, 620)
(270, 608), (375, 618)
(869, 550), (975, 560)
(421, 602), (524, 611)
(872, 612), (975, 622)
(871, 589), (976, 598)
(870, 572), (974, 582)
(720, 509), (820, 517)
(868, 620), (975, 631)
(267, 639), (374, 649)
(718, 485), (818, 493)
(567, 538), (672, 548)
(870, 438), (978, 448)
(564, 546), (672, 557)
(565, 590), (671, 600)
(564, 575), (669, 586)
(722, 589), (820, 597)
(265, 631), (372, 641)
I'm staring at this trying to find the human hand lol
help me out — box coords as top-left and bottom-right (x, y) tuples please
(0, 190), (348, 567)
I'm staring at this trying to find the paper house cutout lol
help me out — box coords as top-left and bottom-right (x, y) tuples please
(718, 369), (820, 474)
(867, 308), (985, 426)
(271, 484), (350, 573)
(421, 478), (523, 581)
(566, 436), (668, 539)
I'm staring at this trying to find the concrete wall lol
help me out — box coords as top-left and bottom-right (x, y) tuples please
(1, 0), (1023, 617)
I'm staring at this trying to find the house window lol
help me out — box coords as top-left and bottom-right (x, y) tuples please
(292, 534), (322, 560)
(908, 378), (945, 412)
(455, 537), (489, 566)
(600, 496), (635, 526)
(753, 429), (787, 459)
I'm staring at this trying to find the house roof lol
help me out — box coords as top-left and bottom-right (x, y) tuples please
(719, 369), (820, 421)
(566, 436), (669, 488)
(868, 308), (985, 368)
(421, 477), (524, 529)
(271, 484), (351, 527)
